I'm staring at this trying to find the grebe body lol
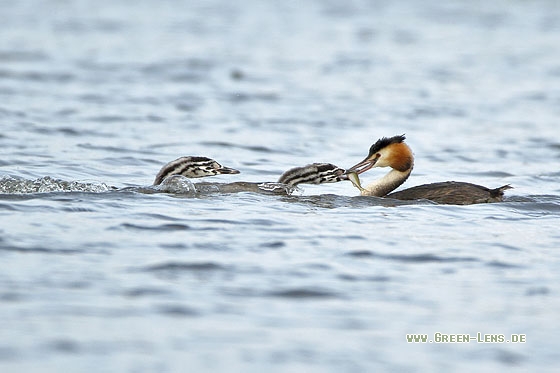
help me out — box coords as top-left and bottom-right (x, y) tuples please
(386, 181), (511, 205)
(346, 135), (511, 205)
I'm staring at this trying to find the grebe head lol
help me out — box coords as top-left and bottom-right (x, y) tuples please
(154, 156), (240, 185)
(278, 163), (348, 186)
(346, 135), (413, 174)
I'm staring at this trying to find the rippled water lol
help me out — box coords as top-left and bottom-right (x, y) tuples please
(2, 0), (560, 371)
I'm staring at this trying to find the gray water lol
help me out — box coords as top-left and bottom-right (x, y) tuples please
(2, 0), (560, 371)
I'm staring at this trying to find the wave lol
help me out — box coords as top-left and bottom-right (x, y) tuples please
(0, 174), (295, 196)
(0, 175), (113, 194)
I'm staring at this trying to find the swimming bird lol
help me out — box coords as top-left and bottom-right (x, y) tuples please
(277, 163), (347, 186)
(153, 156), (240, 185)
(345, 135), (511, 205)
(154, 157), (347, 193)
(203, 163), (348, 194)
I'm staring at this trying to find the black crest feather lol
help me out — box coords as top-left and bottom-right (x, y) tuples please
(368, 134), (406, 156)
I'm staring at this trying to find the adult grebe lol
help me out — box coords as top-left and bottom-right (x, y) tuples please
(153, 156), (240, 185)
(345, 135), (512, 205)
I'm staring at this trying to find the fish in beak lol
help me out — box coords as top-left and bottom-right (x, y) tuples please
(343, 154), (380, 191)
(346, 171), (365, 191)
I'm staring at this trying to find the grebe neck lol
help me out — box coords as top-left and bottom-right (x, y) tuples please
(361, 163), (413, 197)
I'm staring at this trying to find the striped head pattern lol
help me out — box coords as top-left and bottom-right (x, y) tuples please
(154, 156), (240, 185)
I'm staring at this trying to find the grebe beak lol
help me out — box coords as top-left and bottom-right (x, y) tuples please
(345, 155), (378, 175)
(218, 166), (241, 175)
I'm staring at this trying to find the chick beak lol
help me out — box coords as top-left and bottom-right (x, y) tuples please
(218, 166), (241, 175)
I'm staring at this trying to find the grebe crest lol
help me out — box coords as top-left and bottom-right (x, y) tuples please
(154, 156), (239, 185)
(368, 134), (407, 156)
(278, 163), (347, 186)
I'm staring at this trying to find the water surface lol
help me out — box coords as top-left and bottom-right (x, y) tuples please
(1, 0), (560, 372)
